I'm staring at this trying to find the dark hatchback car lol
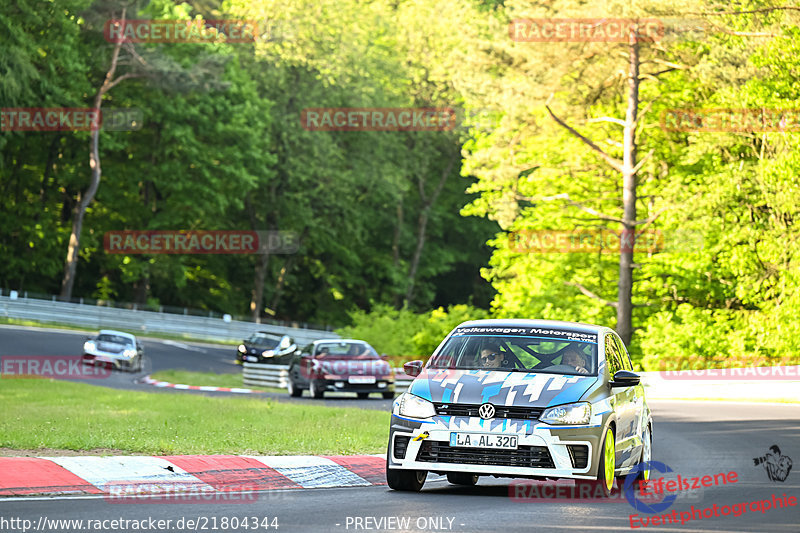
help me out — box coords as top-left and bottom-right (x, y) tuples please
(286, 339), (395, 399)
(236, 332), (298, 365)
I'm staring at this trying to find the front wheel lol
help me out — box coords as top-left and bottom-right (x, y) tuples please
(447, 473), (478, 486)
(287, 377), (302, 397)
(386, 467), (426, 491)
(636, 424), (652, 484)
(309, 379), (325, 399)
(382, 391), (395, 400)
(597, 427), (617, 497)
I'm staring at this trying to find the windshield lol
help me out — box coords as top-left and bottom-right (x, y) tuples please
(428, 326), (598, 376)
(96, 334), (133, 346)
(316, 342), (377, 357)
(249, 334), (281, 348)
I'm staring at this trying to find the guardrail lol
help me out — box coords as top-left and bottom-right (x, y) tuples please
(242, 363), (290, 389)
(0, 294), (336, 345)
(242, 363), (414, 392)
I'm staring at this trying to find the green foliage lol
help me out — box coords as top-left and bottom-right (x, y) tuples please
(336, 303), (489, 358)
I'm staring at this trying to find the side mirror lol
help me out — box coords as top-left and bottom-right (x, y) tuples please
(610, 370), (640, 388)
(403, 360), (424, 377)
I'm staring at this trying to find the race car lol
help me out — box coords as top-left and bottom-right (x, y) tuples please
(82, 330), (144, 372)
(286, 339), (395, 399)
(386, 319), (652, 494)
(236, 331), (297, 364)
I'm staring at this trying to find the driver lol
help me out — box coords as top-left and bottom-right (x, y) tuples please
(562, 349), (590, 374)
(479, 342), (504, 369)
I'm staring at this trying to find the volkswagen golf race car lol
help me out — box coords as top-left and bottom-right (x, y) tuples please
(386, 319), (652, 494)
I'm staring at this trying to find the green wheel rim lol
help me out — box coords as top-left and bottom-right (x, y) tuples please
(603, 428), (615, 492)
(641, 427), (651, 481)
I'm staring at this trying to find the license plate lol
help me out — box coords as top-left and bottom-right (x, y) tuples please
(348, 376), (376, 384)
(245, 356), (259, 362)
(450, 433), (518, 449)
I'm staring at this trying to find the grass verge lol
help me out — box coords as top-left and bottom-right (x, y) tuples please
(0, 378), (389, 455)
(148, 369), (286, 394)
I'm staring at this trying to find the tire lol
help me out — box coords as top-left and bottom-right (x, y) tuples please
(386, 466), (427, 492)
(382, 392), (395, 400)
(287, 377), (302, 397)
(636, 424), (652, 484)
(446, 472), (478, 486)
(357, 392), (369, 399)
(597, 427), (617, 497)
(577, 426), (616, 498)
(309, 379), (324, 399)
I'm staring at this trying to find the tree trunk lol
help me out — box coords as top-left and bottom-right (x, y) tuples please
(391, 197), (404, 308)
(250, 251), (270, 323)
(60, 8), (132, 300)
(60, 113), (102, 299)
(404, 151), (458, 306)
(269, 227), (307, 312)
(616, 29), (641, 346)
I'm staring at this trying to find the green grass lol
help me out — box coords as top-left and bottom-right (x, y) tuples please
(0, 379), (390, 455)
(148, 369), (286, 394)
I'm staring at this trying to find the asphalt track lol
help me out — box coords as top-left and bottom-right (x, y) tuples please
(1, 326), (799, 532)
(0, 325), (395, 409)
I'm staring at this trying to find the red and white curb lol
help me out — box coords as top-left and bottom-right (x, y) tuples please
(140, 375), (263, 394)
(0, 454), (387, 496)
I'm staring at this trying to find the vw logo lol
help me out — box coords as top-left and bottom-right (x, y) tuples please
(478, 403), (495, 420)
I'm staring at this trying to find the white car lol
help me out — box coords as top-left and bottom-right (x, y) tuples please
(387, 319), (652, 494)
(82, 330), (144, 372)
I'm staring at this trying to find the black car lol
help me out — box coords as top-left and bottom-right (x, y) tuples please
(236, 332), (298, 364)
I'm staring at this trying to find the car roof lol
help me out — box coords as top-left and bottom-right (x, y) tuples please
(252, 331), (284, 338)
(97, 330), (136, 341)
(454, 318), (607, 335)
(313, 338), (368, 344)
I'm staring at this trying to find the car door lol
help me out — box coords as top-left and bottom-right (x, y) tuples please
(604, 333), (636, 468)
(615, 335), (646, 465)
(292, 343), (314, 387)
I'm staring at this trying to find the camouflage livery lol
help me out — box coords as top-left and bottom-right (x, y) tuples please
(386, 319), (653, 488)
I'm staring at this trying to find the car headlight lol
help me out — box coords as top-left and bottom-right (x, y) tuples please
(540, 402), (591, 425)
(83, 341), (96, 352)
(238, 344), (246, 353)
(123, 349), (137, 358)
(394, 392), (436, 419)
(261, 349), (274, 357)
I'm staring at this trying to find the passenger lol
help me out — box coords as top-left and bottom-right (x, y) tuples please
(562, 349), (590, 374)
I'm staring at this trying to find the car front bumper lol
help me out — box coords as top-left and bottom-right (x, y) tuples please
(82, 352), (134, 369)
(387, 414), (605, 480)
(317, 377), (395, 394)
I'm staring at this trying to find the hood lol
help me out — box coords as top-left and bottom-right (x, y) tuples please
(312, 356), (391, 377)
(97, 342), (126, 354)
(407, 368), (597, 408)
